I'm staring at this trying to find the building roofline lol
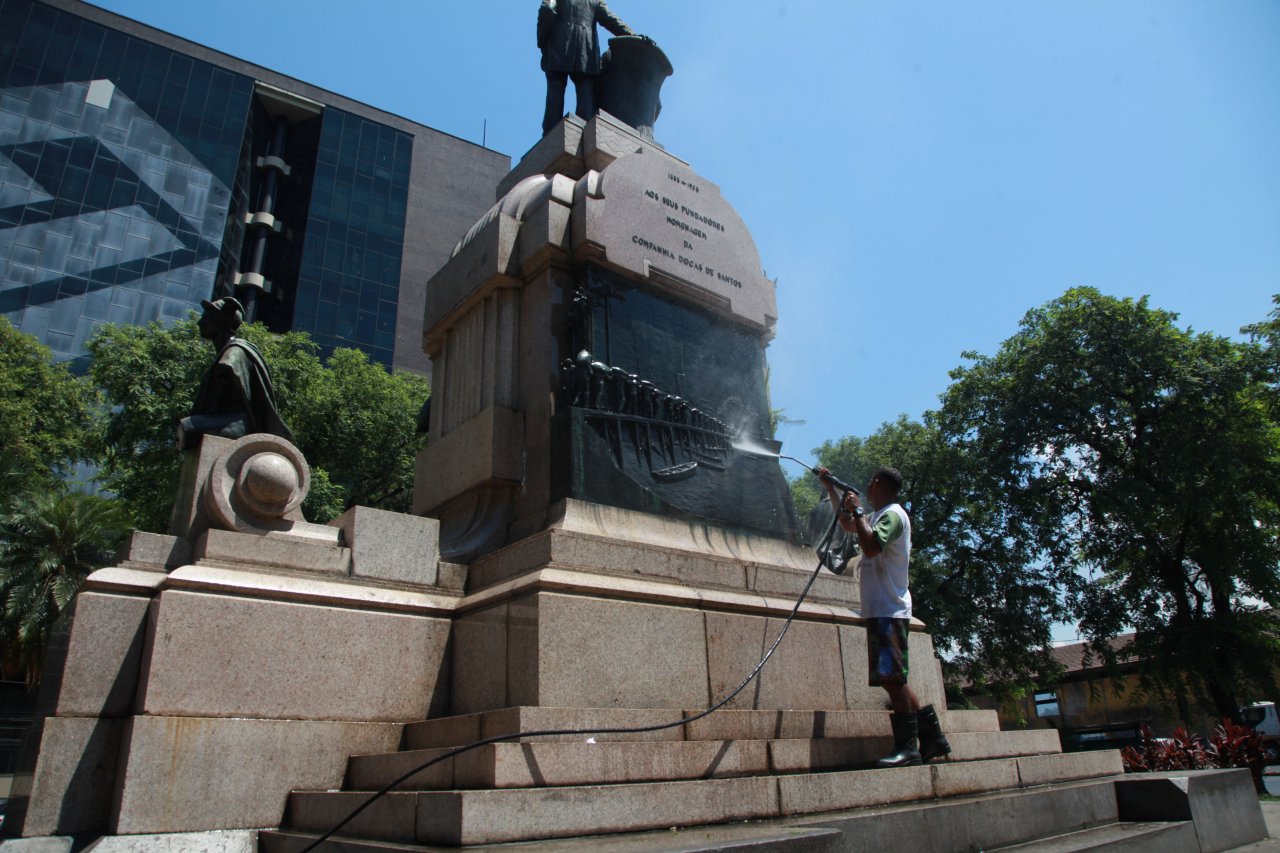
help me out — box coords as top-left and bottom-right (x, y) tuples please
(40, 0), (507, 157)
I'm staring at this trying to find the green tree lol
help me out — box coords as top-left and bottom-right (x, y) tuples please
(938, 287), (1280, 719)
(0, 485), (129, 684)
(0, 317), (97, 473)
(87, 316), (428, 531)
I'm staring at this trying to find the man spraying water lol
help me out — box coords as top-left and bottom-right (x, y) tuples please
(816, 465), (952, 768)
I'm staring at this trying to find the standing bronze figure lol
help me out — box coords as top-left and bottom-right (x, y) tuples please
(538, 0), (635, 135)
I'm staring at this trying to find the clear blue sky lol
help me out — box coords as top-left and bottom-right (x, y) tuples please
(93, 0), (1280, 462)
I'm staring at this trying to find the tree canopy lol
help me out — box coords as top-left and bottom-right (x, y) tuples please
(0, 317), (97, 474)
(87, 316), (430, 531)
(794, 288), (1280, 717)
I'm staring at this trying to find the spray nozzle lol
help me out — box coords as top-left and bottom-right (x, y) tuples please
(813, 468), (862, 497)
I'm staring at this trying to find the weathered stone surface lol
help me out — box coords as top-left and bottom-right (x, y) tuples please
(505, 595), (541, 708)
(1016, 749), (1123, 787)
(195, 528), (350, 576)
(82, 830), (258, 852)
(284, 791), (420, 845)
(170, 435), (232, 540)
(835, 624), (884, 712)
(752, 618), (847, 711)
(112, 717), (401, 835)
(116, 530), (191, 570)
(450, 603), (509, 714)
(703, 610), (770, 712)
(83, 566), (169, 595)
(1115, 768), (1269, 852)
(796, 779), (1120, 852)
(0, 839), (74, 853)
(943, 709), (1000, 733)
(406, 707), (723, 750)
(682, 710), (889, 742)
(441, 776), (781, 845)
(906, 632), (946, 712)
(413, 406), (524, 515)
(949, 729), (1061, 761)
(496, 113), (587, 199)
(584, 151), (777, 334)
(289, 776), (780, 846)
(53, 591), (150, 717)
(137, 589), (449, 722)
(437, 562), (468, 592)
(526, 593), (710, 709)
(332, 506), (442, 587)
(345, 748), (455, 792)
(768, 738), (891, 774)
(14, 717), (123, 837)
(995, 821), (1200, 853)
(930, 756), (1021, 798)
(162, 565), (458, 617)
(353, 740), (769, 791)
(261, 822), (845, 853)
(776, 765), (933, 816)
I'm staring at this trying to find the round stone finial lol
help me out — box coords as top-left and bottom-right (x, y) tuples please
(203, 434), (311, 533)
(240, 452), (299, 512)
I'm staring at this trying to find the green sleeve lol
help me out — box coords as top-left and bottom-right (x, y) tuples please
(872, 510), (903, 550)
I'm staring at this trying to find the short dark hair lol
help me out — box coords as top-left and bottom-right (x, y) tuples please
(871, 466), (903, 496)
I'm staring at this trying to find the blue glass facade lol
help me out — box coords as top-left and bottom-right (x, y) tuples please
(0, 0), (253, 369)
(292, 110), (410, 367)
(0, 0), (419, 371)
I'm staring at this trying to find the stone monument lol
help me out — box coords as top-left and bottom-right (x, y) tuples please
(5, 26), (1270, 853)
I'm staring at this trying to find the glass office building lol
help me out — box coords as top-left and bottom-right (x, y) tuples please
(0, 0), (509, 372)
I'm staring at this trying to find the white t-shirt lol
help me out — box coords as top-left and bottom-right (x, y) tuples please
(858, 502), (912, 619)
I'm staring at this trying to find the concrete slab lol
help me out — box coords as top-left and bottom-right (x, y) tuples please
(332, 506), (442, 587)
(196, 528), (351, 576)
(52, 591), (150, 717)
(406, 707), (683, 749)
(0, 839), (74, 853)
(286, 776), (781, 846)
(767, 737), (893, 773)
(797, 778), (1121, 853)
(683, 710), (889, 743)
(1016, 751), (1123, 787)
(776, 765), (933, 816)
(1115, 769), (1269, 853)
(137, 589), (449, 722)
(111, 716), (401, 835)
(11, 717), (123, 837)
(948, 729), (1062, 761)
(529, 593), (711, 710)
(994, 820), (1199, 852)
(82, 830), (258, 852)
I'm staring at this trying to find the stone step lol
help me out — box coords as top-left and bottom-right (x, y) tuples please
(348, 730), (1061, 791)
(402, 707), (1002, 750)
(261, 822), (845, 852)
(283, 751), (1123, 846)
(990, 820), (1199, 852)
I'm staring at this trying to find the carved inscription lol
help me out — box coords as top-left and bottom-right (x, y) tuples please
(595, 151), (775, 331)
(634, 174), (741, 289)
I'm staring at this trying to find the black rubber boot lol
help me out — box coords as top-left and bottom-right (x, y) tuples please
(918, 704), (952, 763)
(876, 712), (922, 768)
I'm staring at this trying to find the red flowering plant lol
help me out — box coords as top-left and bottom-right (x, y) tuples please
(1206, 719), (1265, 792)
(1121, 720), (1264, 792)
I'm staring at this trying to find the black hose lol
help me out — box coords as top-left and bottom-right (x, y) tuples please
(298, 514), (843, 852)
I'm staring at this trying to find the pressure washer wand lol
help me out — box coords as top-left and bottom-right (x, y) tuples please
(779, 455), (862, 497)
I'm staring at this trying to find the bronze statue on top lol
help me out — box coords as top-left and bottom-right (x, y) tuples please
(177, 296), (294, 451)
(538, 0), (635, 135)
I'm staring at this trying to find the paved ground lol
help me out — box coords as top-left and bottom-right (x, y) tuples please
(1230, 802), (1280, 851)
